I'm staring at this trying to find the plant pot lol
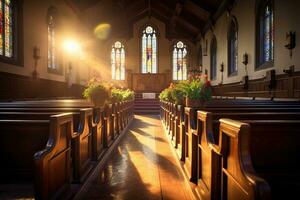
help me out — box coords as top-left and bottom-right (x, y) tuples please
(185, 98), (204, 108)
(90, 96), (106, 108)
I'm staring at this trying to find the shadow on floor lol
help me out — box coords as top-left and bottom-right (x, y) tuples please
(77, 115), (185, 200)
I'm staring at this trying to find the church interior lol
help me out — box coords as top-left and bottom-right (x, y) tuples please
(0, 0), (299, 199)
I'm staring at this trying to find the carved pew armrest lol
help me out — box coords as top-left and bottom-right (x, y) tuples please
(218, 118), (271, 200)
(34, 113), (74, 200)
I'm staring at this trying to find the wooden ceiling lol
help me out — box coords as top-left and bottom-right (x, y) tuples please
(69, 0), (233, 41)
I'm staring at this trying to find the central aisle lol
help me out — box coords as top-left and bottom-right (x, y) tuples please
(77, 115), (193, 200)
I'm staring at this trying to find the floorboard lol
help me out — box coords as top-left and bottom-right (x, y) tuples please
(76, 115), (193, 200)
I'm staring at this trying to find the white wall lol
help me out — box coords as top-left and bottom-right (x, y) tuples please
(200, 0), (300, 86)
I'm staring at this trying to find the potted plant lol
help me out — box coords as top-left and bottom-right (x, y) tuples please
(159, 87), (174, 102)
(170, 82), (185, 105)
(122, 89), (134, 101)
(83, 78), (110, 107)
(181, 75), (212, 108)
(110, 88), (124, 103)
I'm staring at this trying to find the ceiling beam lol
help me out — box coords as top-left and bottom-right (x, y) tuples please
(189, 0), (216, 13)
(183, 0), (210, 21)
(202, 0), (235, 35)
(175, 16), (200, 34)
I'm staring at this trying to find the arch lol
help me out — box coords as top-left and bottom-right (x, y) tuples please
(255, 0), (274, 69)
(227, 16), (238, 76)
(210, 35), (217, 80)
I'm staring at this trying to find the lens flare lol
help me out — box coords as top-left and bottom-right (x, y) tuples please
(94, 23), (111, 40)
(63, 39), (81, 54)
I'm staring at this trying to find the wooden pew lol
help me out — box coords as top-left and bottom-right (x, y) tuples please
(0, 101), (97, 183)
(176, 104), (185, 161)
(0, 108), (94, 183)
(216, 119), (300, 200)
(0, 99), (106, 161)
(0, 99), (134, 197)
(0, 113), (74, 200)
(196, 111), (300, 200)
(114, 103), (120, 136)
(91, 107), (106, 161)
(181, 100), (300, 183)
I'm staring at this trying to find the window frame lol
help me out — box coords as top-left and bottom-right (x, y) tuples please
(140, 24), (159, 74)
(255, 0), (274, 70)
(172, 41), (188, 81)
(111, 41), (125, 81)
(227, 16), (238, 77)
(210, 35), (217, 80)
(47, 6), (62, 75)
(0, 0), (23, 66)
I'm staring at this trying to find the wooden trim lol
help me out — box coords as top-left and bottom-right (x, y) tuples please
(0, 0), (24, 66)
(212, 71), (300, 98)
(0, 71), (84, 100)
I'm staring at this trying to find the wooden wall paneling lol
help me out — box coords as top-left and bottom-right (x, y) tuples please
(213, 72), (300, 99)
(0, 71), (84, 100)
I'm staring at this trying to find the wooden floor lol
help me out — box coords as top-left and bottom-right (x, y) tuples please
(76, 115), (193, 200)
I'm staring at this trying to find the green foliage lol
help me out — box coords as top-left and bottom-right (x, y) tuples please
(122, 89), (135, 101)
(110, 88), (134, 103)
(170, 82), (185, 104)
(83, 79), (110, 107)
(159, 74), (212, 103)
(182, 78), (212, 101)
(159, 88), (173, 102)
(181, 77), (212, 101)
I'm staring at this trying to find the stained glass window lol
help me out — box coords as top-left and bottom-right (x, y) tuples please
(257, 0), (274, 67)
(263, 4), (273, 62)
(47, 8), (56, 70)
(173, 41), (188, 80)
(210, 36), (217, 80)
(0, 0), (13, 58)
(228, 19), (238, 76)
(142, 26), (157, 73)
(111, 41), (125, 80)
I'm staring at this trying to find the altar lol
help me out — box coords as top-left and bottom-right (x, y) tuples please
(129, 72), (171, 93)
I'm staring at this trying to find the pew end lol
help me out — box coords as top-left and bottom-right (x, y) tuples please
(34, 113), (74, 200)
(218, 118), (271, 200)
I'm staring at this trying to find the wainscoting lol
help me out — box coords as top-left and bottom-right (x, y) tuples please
(0, 72), (84, 100)
(212, 71), (300, 98)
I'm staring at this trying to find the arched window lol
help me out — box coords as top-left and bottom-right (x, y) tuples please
(256, 0), (274, 68)
(111, 41), (125, 80)
(0, 0), (13, 58)
(210, 36), (217, 80)
(173, 41), (188, 81)
(228, 18), (238, 76)
(141, 25), (157, 73)
(47, 7), (57, 71)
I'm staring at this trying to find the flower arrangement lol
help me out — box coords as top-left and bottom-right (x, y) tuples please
(170, 82), (185, 105)
(181, 74), (212, 101)
(159, 74), (212, 107)
(83, 78), (110, 107)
